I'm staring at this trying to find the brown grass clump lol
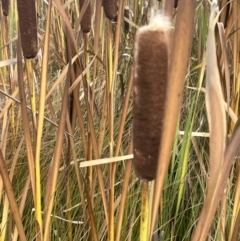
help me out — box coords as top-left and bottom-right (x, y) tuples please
(133, 15), (171, 181)
(17, 0), (37, 58)
(79, 0), (91, 33)
(102, 0), (117, 20)
(2, 0), (9, 16)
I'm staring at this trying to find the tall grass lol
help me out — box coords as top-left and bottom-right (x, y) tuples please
(0, 0), (240, 240)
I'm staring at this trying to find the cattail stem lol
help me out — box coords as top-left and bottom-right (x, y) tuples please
(140, 181), (149, 241)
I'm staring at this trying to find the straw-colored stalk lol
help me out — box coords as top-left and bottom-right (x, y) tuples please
(17, 0), (37, 58)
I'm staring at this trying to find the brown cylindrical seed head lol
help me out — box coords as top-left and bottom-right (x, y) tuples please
(133, 15), (171, 181)
(124, 7), (130, 34)
(174, 0), (178, 8)
(17, 0), (37, 58)
(102, 0), (117, 20)
(2, 0), (9, 16)
(79, 0), (91, 33)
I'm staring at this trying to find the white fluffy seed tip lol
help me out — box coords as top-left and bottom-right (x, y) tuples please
(141, 13), (173, 32)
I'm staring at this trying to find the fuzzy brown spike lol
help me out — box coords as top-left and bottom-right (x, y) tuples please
(102, 0), (117, 20)
(79, 0), (91, 33)
(2, 0), (9, 16)
(17, 0), (37, 59)
(174, 0), (178, 8)
(133, 15), (171, 181)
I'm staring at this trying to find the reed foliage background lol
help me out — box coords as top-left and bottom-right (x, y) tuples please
(0, 0), (239, 240)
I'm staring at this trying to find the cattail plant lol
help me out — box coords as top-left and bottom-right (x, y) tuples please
(2, 0), (9, 16)
(102, 0), (117, 20)
(17, 0), (37, 58)
(133, 15), (171, 181)
(79, 0), (91, 33)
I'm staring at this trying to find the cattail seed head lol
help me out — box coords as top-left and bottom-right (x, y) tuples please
(17, 0), (37, 59)
(133, 14), (172, 181)
(79, 0), (91, 33)
(124, 7), (133, 34)
(2, 0), (9, 16)
(102, 0), (117, 20)
(174, 0), (178, 8)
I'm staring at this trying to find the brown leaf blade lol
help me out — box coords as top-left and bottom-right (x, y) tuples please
(192, 1), (227, 240)
(150, 0), (196, 237)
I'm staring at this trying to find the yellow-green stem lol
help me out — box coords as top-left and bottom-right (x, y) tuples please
(141, 181), (149, 241)
(108, 19), (114, 241)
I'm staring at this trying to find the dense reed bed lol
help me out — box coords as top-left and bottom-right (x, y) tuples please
(0, 0), (239, 240)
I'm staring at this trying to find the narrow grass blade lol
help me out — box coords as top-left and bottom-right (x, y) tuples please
(192, 113), (240, 241)
(1, 136), (24, 240)
(228, 163), (240, 240)
(219, 0), (230, 26)
(115, 140), (133, 241)
(12, 176), (31, 241)
(0, 150), (27, 241)
(115, 71), (133, 157)
(16, 26), (36, 203)
(43, 56), (69, 241)
(217, 22), (230, 112)
(35, 1), (52, 239)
